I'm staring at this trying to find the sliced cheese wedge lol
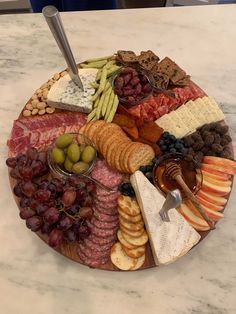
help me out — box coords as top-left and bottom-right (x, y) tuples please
(130, 171), (201, 266)
(185, 100), (208, 125)
(174, 105), (200, 133)
(168, 111), (189, 138)
(202, 96), (225, 122)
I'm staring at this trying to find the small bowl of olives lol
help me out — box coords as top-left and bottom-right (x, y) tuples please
(48, 133), (97, 179)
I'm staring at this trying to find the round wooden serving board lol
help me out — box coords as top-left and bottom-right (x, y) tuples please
(8, 68), (234, 271)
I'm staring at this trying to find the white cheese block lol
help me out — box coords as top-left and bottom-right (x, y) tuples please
(130, 171), (201, 266)
(47, 68), (98, 113)
(194, 98), (213, 123)
(168, 111), (189, 138)
(174, 105), (200, 134)
(185, 100), (208, 125)
(202, 96), (225, 121)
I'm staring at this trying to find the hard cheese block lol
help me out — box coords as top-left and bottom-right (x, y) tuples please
(47, 68), (98, 113)
(130, 171), (201, 265)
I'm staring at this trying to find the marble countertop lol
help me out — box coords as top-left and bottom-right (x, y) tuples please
(1, 4), (236, 314)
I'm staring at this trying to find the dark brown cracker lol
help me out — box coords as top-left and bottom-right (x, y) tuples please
(137, 50), (159, 71)
(117, 50), (138, 63)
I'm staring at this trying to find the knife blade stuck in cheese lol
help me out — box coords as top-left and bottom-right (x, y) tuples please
(130, 171), (201, 265)
(47, 68), (98, 113)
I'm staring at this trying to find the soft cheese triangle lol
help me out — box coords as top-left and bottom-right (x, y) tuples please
(130, 171), (201, 265)
(47, 68), (98, 113)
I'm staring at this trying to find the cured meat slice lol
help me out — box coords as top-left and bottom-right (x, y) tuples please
(90, 216), (119, 230)
(94, 199), (118, 209)
(94, 204), (118, 216)
(78, 250), (108, 268)
(7, 112), (86, 156)
(91, 160), (123, 188)
(95, 192), (120, 203)
(94, 209), (119, 223)
(88, 234), (116, 245)
(87, 220), (117, 237)
(79, 243), (110, 259)
(83, 238), (113, 252)
(95, 188), (119, 197)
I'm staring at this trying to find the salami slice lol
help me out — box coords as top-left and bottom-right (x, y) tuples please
(79, 243), (109, 259)
(83, 237), (113, 252)
(95, 205), (118, 216)
(95, 193), (120, 203)
(96, 188), (120, 197)
(90, 216), (119, 230)
(94, 209), (119, 223)
(88, 233), (116, 245)
(91, 160), (123, 188)
(78, 250), (108, 268)
(87, 220), (117, 237)
(94, 199), (118, 209)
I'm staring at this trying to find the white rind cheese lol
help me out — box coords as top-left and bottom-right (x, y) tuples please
(130, 171), (201, 266)
(47, 68), (98, 113)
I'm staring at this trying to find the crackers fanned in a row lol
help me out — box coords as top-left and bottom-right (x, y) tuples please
(79, 120), (155, 174)
(110, 195), (148, 271)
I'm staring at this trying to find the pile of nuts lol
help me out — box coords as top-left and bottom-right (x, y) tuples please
(22, 71), (67, 117)
(183, 122), (232, 164)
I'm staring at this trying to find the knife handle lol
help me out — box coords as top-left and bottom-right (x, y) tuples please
(42, 5), (78, 75)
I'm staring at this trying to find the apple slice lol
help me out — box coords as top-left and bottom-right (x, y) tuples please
(196, 195), (223, 211)
(196, 174), (231, 196)
(200, 172), (232, 187)
(201, 164), (231, 179)
(203, 156), (236, 175)
(178, 205), (210, 231)
(197, 169), (230, 181)
(196, 190), (227, 206)
(200, 204), (224, 221)
(178, 203), (210, 227)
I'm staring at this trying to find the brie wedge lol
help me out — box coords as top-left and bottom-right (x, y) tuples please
(130, 171), (201, 265)
(47, 68), (98, 113)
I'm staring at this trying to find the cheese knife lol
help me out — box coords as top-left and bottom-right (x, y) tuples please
(42, 5), (84, 91)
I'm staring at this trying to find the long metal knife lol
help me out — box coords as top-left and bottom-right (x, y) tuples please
(42, 5), (84, 90)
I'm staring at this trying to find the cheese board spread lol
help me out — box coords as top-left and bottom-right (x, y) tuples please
(6, 50), (236, 271)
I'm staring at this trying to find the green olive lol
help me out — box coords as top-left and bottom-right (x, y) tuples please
(81, 145), (96, 163)
(72, 161), (89, 174)
(64, 157), (74, 172)
(55, 133), (73, 148)
(51, 147), (65, 164)
(67, 143), (80, 163)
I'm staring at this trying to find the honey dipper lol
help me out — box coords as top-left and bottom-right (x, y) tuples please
(165, 162), (215, 230)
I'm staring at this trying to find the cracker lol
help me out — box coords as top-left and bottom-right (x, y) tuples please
(128, 144), (155, 173)
(118, 207), (142, 223)
(121, 230), (149, 246)
(119, 216), (144, 231)
(130, 254), (145, 270)
(114, 140), (130, 172)
(106, 138), (125, 168)
(137, 50), (159, 71)
(117, 50), (138, 63)
(117, 229), (137, 250)
(118, 195), (140, 216)
(120, 225), (145, 238)
(123, 245), (146, 259)
(110, 242), (137, 271)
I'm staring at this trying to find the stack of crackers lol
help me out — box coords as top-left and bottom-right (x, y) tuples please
(116, 50), (190, 91)
(110, 195), (148, 270)
(79, 120), (154, 174)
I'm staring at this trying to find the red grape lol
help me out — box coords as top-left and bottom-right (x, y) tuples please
(31, 160), (44, 175)
(86, 181), (96, 193)
(48, 229), (63, 247)
(82, 195), (92, 207)
(6, 157), (17, 168)
(35, 203), (48, 215)
(67, 203), (80, 215)
(17, 154), (28, 166)
(20, 197), (30, 208)
(26, 216), (42, 232)
(21, 181), (37, 197)
(38, 179), (49, 190)
(48, 183), (57, 195)
(20, 207), (36, 219)
(37, 151), (47, 164)
(79, 207), (93, 219)
(10, 167), (21, 180)
(58, 216), (73, 231)
(76, 189), (86, 202)
(13, 183), (23, 197)
(78, 224), (90, 239)
(64, 229), (77, 242)
(43, 207), (60, 224)
(68, 175), (86, 188)
(27, 197), (39, 210)
(41, 222), (53, 235)
(33, 189), (51, 202)
(51, 178), (64, 193)
(19, 166), (33, 180)
(62, 189), (76, 207)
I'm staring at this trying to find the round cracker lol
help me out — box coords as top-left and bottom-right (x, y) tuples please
(118, 207), (142, 223)
(118, 141), (133, 173)
(120, 225), (145, 238)
(86, 120), (105, 143)
(98, 123), (121, 153)
(117, 229), (137, 250)
(114, 140), (130, 172)
(128, 144), (155, 173)
(123, 245), (146, 259)
(110, 242), (137, 271)
(131, 254), (145, 270)
(123, 143), (137, 173)
(103, 129), (125, 157)
(118, 195), (140, 216)
(106, 138), (125, 168)
(121, 229), (149, 246)
(119, 216), (144, 231)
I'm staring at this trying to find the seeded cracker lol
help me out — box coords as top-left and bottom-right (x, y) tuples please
(137, 50), (160, 71)
(117, 50), (138, 63)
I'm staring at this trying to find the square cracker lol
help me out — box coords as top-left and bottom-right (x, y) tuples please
(117, 50), (138, 63)
(138, 50), (159, 71)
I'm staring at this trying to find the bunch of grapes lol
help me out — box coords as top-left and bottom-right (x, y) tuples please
(6, 148), (95, 248)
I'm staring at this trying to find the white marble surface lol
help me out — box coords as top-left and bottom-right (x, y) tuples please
(0, 4), (236, 314)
